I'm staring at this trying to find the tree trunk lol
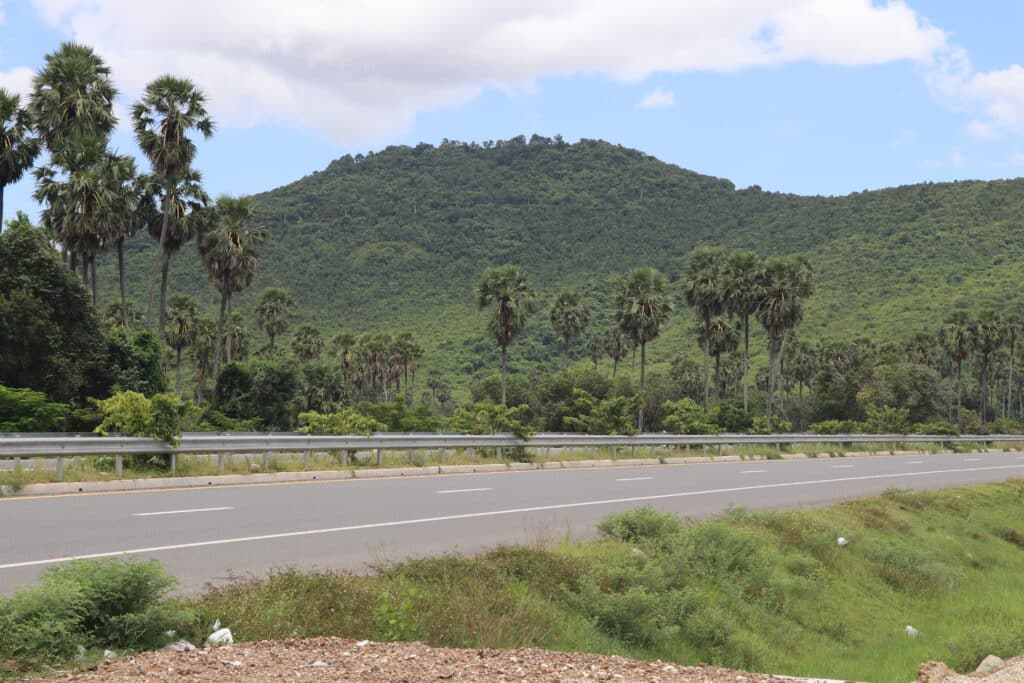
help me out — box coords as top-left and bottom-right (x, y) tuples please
(0, 184), (4, 228)
(213, 291), (228, 380)
(500, 345), (508, 406)
(562, 343), (568, 370)
(175, 348), (182, 396)
(702, 336), (710, 410)
(405, 367), (412, 406)
(70, 251), (78, 274)
(117, 240), (129, 330)
(799, 383), (805, 430)
(148, 176), (174, 332)
(612, 358), (619, 379)
(956, 361), (962, 429)
(638, 341), (647, 433)
(1009, 335), (1015, 424)
(81, 256), (89, 286)
(714, 352), (721, 403)
(158, 250), (171, 340)
(742, 314), (750, 412)
(226, 292), (234, 364)
(90, 256), (97, 306)
(269, 333), (275, 351)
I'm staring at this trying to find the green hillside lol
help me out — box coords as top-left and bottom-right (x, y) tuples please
(95, 135), (1024, 387)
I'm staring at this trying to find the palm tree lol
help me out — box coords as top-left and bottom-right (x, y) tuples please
(394, 332), (423, 405)
(113, 173), (160, 329)
(756, 255), (813, 423)
(723, 250), (764, 412)
(0, 89), (41, 224)
(292, 323), (323, 363)
(327, 332), (357, 381)
(199, 195), (266, 380)
(477, 265), (535, 406)
(146, 169), (210, 326)
(682, 246), (727, 408)
(255, 287), (294, 351)
(29, 43), (116, 159)
(190, 318), (217, 402)
(786, 339), (818, 429)
(971, 310), (1004, 426)
(586, 337), (604, 369)
(549, 290), (590, 369)
(604, 328), (630, 378)
(615, 267), (673, 431)
(132, 75), (214, 336)
(944, 312), (974, 429)
(1006, 314), (1021, 421)
(164, 294), (199, 395)
(700, 315), (739, 402)
(225, 312), (249, 362)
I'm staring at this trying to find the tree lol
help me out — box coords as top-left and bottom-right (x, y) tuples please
(114, 171), (159, 329)
(164, 294), (199, 396)
(292, 323), (324, 363)
(0, 89), (41, 223)
(225, 312), (249, 362)
(723, 250), (764, 412)
(132, 75), (214, 336)
(785, 339), (818, 429)
(255, 287), (294, 351)
(477, 265), (535, 406)
(756, 255), (813, 423)
(190, 317), (217, 402)
(615, 267), (673, 431)
(699, 315), (739, 402)
(199, 195), (267, 380)
(971, 310), (1004, 426)
(549, 290), (590, 369)
(585, 337), (604, 369)
(603, 328), (630, 378)
(682, 246), (727, 408)
(943, 312), (974, 429)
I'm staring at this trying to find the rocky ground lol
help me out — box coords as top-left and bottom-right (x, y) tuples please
(917, 657), (1024, 683)
(58, 638), (815, 682)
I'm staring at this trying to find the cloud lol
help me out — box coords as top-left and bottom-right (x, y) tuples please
(0, 67), (35, 97)
(638, 88), (675, 109)
(927, 46), (1024, 140)
(29, 0), (948, 143)
(921, 148), (967, 169)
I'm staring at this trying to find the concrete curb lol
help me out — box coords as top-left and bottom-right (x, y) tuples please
(8, 448), (988, 498)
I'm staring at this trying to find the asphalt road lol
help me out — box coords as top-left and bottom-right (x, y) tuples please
(3, 451), (1024, 593)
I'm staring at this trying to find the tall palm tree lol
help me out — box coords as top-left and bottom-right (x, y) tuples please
(190, 318), (217, 402)
(255, 287), (294, 351)
(682, 246), (727, 408)
(132, 75), (215, 336)
(700, 315), (739, 402)
(604, 328), (630, 378)
(225, 312), (249, 362)
(199, 195), (266, 380)
(146, 169), (210, 326)
(756, 255), (813, 423)
(549, 290), (590, 369)
(328, 332), (357, 381)
(164, 294), (199, 396)
(786, 339), (817, 430)
(0, 89), (41, 224)
(113, 173), (160, 329)
(1006, 313), (1021, 421)
(723, 250), (765, 412)
(971, 310), (1004, 426)
(944, 312), (974, 429)
(292, 323), (323, 363)
(615, 267), (673, 431)
(477, 265), (535, 406)
(394, 332), (423, 405)
(586, 337), (604, 369)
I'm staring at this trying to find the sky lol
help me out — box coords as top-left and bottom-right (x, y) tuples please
(3, 0), (1024, 225)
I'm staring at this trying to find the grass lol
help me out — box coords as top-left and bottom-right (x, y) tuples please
(179, 480), (1024, 683)
(0, 441), (998, 489)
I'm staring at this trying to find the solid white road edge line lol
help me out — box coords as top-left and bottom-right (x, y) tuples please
(3, 464), (1023, 571)
(831, 465), (854, 469)
(615, 477), (653, 481)
(436, 488), (493, 494)
(740, 470), (766, 474)
(132, 507), (234, 517)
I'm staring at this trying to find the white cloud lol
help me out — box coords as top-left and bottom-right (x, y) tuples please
(638, 88), (675, 109)
(921, 148), (967, 169)
(0, 67), (34, 97)
(927, 47), (1024, 140)
(29, 0), (948, 143)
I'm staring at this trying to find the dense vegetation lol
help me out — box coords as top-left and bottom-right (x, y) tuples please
(5, 481), (1024, 681)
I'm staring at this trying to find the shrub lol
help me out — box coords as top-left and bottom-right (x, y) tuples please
(444, 403), (534, 439)
(597, 507), (682, 545)
(93, 391), (190, 445)
(910, 421), (959, 436)
(707, 400), (752, 432)
(809, 419), (861, 435)
(563, 389), (641, 435)
(946, 627), (1024, 673)
(862, 405), (910, 433)
(297, 409), (387, 436)
(0, 385), (68, 431)
(663, 398), (720, 434)
(578, 582), (678, 647)
(748, 415), (792, 434)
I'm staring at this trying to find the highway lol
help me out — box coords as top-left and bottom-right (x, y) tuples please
(2, 451), (1023, 593)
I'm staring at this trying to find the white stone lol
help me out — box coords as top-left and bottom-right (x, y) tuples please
(905, 625), (919, 637)
(103, 649), (116, 659)
(837, 537), (849, 546)
(976, 655), (1004, 674)
(164, 640), (197, 652)
(207, 627), (234, 646)
(355, 640), (370, 648)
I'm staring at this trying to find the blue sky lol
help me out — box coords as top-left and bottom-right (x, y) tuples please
(3, 1), (1024, 225)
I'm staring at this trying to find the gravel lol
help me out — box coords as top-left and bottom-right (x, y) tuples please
(917, 657), (1024, 683)
(60, 638), (810, 682)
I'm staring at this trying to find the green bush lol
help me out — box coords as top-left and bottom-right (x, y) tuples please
(444, 403), (534, 439)
(297, 409), (387, 436)
(0, 385), (68, 431)
(563, 389), (641, 435)
(663, 398), (720, 434)
(0, 559), (192, 671)
(809, 419), (861, 435)
(748, 415), (792, 434)
(946, 627), (1024, 673)
(862, 405), (910, 433)
(597, 507), (682, 545)
(578, 582), (678, 647)
(910, 421), (959, 436)
(93, 391), (190, 445)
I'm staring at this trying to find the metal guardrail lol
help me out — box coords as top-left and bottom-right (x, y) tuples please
(0, 432), (1019, 480)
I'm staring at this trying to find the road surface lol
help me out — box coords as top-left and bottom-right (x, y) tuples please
(2, 451), (1023, 592)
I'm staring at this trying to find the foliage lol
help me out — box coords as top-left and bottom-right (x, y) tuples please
(297, 409), (386, 436)
(93, 390), (190, 444)
(563, 389), (641, 435)
(597, 507), (682, 545)
(0, 559), (191, 671)
(0, 385), (68, 432)
(105, 330), (168, 396)
(747, 415), (793, 434)
(662, 398), (720, 434)
(862, 405), (911, 433)
(444, 402), (534, 439)
(856, 363), (946, 424)
(212, 359), (298, 431)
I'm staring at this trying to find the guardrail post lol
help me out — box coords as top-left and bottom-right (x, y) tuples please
(262, 451), (270, 471)
(611, 446), (617, 461)
(631, 446), (637, 459)
(55, 455), (64, 481)
(303, 450), (310, 468)
(468, 447), (475, 462)
(375, 448), (382, 466)
(169, 453), (176, 475)
(115, 454), (122, 477)
(13, 456), (20, 470)
(217, 453), (225, 474)
(341, 449), (349, 467)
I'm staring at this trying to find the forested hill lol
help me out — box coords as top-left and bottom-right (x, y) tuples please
(99, 135), (1024, 381)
